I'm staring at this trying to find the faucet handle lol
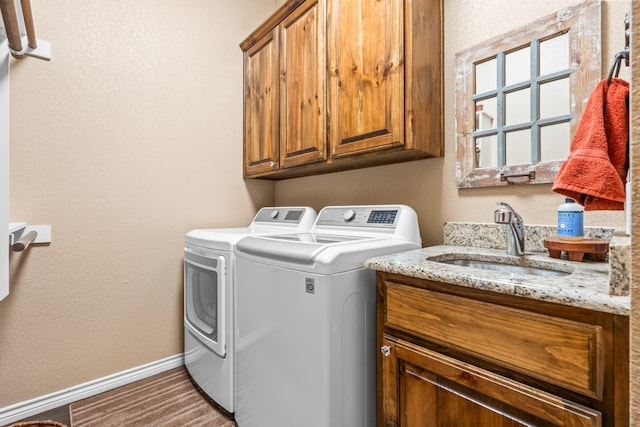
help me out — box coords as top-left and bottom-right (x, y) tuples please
(494, 208), (513, 224)
(494, 201), (526, 256)
(496, 201), (516, 213)
(495, 201), (525, 237)
(494, 202), (515, 224)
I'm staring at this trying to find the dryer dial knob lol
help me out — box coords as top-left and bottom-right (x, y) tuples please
(343, 209), (356, 222)
(270, 210), (279, 219)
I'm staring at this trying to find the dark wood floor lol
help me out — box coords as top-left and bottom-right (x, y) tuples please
(10, 370), (236, 427)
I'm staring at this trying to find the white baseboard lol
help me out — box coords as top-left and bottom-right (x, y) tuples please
(0, 353), (184, 426)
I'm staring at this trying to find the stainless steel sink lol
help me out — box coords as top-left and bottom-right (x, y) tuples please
(437, 258), (570, 277)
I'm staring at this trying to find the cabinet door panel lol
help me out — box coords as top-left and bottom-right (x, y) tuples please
(381, 335), (601, 427)
(404, 0), (443, 155)
(327, 0), (404, 158)
(244, 30), (279, 176)
(279, 0), (326, 168)
(384, 281), (603, 398)
(402, 368), (528, 427)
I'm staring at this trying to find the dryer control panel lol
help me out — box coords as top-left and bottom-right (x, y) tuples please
(252, 207), (316, 226)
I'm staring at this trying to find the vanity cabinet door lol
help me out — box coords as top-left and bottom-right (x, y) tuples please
(279, 0), (327, 169)
(380, 335), (602, 427)
(326, 0), (404, 158)
(243, 29), (280, 177)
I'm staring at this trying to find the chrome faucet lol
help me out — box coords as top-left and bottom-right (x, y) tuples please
(494, 202), (525, 256)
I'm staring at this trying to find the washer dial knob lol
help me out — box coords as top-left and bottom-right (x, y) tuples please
(270, 210), (279, 219)
(343, 209), (356, 222)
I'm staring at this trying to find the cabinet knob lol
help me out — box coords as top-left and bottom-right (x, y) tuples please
(380, 345), (391, 357)
(269, 161), (275, 167)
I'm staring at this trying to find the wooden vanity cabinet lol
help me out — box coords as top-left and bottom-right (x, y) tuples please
(376, 272), (629, 427)
(240, 0), (443, 179)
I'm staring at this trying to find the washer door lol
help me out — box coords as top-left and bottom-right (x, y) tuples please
(184, 248), (226, 357)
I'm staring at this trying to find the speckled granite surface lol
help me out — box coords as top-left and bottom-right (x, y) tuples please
(609, 234), (631, 296)
(366, 223), (630, 316)
(442, 222), (615, 253)
(443, 222), (628, 296)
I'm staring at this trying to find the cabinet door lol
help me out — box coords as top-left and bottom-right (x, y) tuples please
(243, 29), (279, 177)
(327, 0), (404, 158)
(380, 335), (601, 427)
(279, 0), (327, 168)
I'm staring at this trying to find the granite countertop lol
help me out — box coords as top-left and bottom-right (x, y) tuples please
(365, 222), (631, 316)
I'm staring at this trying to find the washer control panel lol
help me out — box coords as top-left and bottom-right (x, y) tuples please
(315, 206), (399, 228)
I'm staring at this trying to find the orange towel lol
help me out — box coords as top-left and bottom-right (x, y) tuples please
(552, 78), (629, 210)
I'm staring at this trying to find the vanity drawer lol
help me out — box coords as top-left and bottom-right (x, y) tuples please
(383, 281), (604, 398)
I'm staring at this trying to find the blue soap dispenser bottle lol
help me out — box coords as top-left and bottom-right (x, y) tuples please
(557, 198), (584, 240)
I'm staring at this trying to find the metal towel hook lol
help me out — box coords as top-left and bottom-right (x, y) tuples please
(607, 12), (630, 86)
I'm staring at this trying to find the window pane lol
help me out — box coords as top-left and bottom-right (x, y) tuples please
(540, 123), (570, 162)
(475, 58), (497, 94)
(475, 135), (498, 168)
(475, 98), (497, 130)
(505, 89), (530, 126)
(505, 129), (531, 165)
(540, 33), (569, 76)
(505, 46), (530, 86)
(540, 78), (569, 118)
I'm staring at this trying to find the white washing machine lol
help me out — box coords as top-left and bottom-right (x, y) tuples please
(234, 205), (421, 427)
(183, 206), (316, 415)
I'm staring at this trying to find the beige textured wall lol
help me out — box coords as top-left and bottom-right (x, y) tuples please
(275, 0), (629, 246)
(0, 0), (275, 407)
(630, 0), (639, 423)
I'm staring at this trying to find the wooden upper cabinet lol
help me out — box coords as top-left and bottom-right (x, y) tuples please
(326, 0), (404, 158)
(326, 0), (443, 161)
(279, 0), (327, 168)
(243, 29), (280, 177)
(240, 0), (443, 179)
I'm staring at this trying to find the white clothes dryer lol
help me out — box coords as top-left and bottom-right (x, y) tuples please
(234, 205), (421, 427)
(183, 206), (316, 414)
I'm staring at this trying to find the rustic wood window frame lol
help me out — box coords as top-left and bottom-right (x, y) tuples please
(472, 40), (573, 168)
(454, 2), (601, 189)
